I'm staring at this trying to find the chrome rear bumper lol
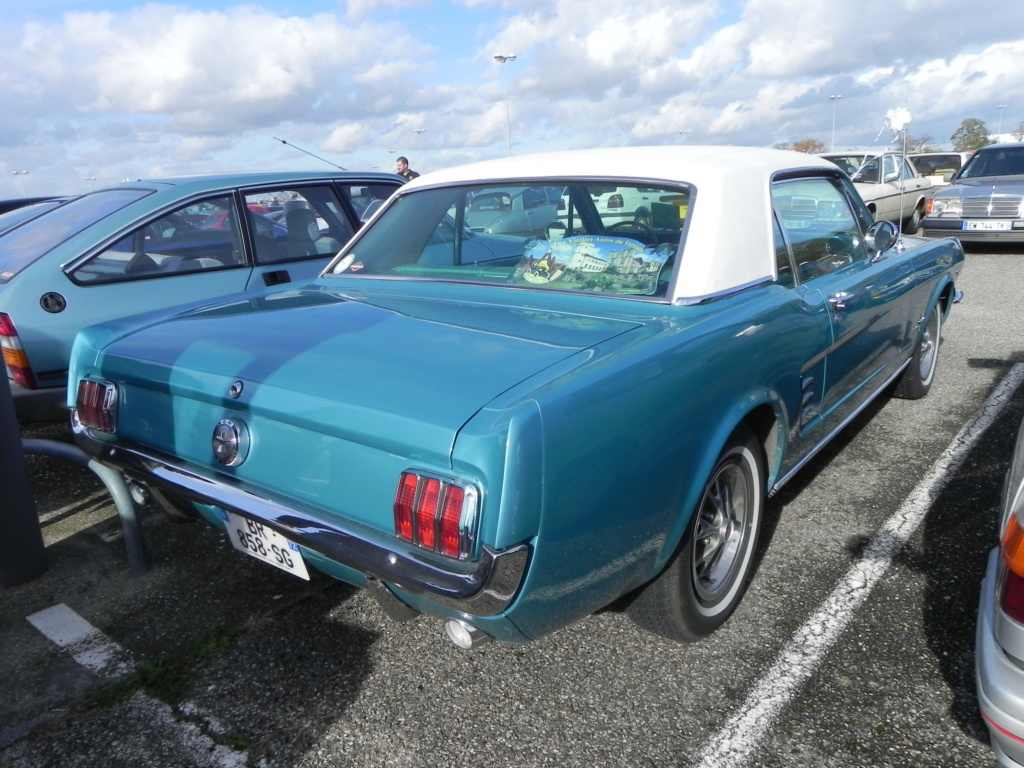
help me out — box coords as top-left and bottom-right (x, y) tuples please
(73, 422), (527, 617)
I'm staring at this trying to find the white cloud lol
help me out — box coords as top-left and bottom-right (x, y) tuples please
(3, 0), (1024, 194)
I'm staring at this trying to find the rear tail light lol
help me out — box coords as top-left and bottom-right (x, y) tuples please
(0, 313), (36, 389)
(75, 379), (118, 433)
(607, 194), (624, 209)
(1001, 514), (1024, 622)
(394, 471), (478, 559)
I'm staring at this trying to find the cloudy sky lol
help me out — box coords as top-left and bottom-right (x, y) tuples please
(3, 0), (1023, 196)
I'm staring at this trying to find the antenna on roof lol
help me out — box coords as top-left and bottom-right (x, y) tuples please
(272, 137), (347, 171)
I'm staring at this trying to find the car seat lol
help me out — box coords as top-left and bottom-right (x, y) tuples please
(286, 207), (341, 257)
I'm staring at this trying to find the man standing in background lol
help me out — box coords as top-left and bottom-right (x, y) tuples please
(395, 156), (419, 181)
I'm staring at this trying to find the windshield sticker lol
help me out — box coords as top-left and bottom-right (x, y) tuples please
(513, 235), (673, 295)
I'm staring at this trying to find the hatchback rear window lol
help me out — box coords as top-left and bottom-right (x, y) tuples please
(0, 189), (151, 283)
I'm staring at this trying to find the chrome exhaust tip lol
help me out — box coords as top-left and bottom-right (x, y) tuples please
(445, 618), (493, 649)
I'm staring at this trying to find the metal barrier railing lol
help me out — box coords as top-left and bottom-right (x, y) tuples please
(1, 374), (148, 586)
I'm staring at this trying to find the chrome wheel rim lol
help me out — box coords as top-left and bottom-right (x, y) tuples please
(691, 459), (750, 604)
(918, 310), (940, 384)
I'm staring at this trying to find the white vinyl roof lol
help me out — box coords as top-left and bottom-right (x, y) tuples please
(404, 146), (840, 301)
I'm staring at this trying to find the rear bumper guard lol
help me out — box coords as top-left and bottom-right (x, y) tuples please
(73, 423), (527, 617)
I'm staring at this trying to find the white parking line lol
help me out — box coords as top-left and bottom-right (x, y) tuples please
(26, 603), (133, 676)
(696, 363), (1024, 768)
(26, 603), (248, 768)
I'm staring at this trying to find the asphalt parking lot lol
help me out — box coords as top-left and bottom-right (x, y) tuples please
(2, 245), (1022, 768)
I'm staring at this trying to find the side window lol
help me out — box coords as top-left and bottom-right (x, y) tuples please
(772, 177), (867, 283)
(245, 186), (354, 265)
(73, 195), (242, 283)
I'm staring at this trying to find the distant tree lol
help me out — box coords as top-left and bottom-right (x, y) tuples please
(792, 138), (828, 154)
(772, 141), (792, 150)
(951, 118), (994, 151)
(1014, 120), (1024, 142)
(904, 133), (940, 153)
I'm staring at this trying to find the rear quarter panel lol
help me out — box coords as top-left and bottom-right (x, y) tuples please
(468, 286), (829, 640)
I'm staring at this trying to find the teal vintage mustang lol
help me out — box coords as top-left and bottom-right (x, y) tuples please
(69, 146), (965, 648)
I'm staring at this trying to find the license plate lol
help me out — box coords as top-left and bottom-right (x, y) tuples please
(963, 220), (1012, 231)
(220, 509), (309, 580)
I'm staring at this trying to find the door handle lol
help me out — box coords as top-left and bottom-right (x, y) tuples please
(262, 269), (291, 286)
(828, 291), (854, 311)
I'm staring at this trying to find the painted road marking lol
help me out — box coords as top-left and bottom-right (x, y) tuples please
(26, 603), (248, 768)
(26, 603), (133, 676)
(696, 363), (1024, 768)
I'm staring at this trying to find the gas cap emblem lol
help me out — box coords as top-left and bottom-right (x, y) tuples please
(212, 418), (249, 466)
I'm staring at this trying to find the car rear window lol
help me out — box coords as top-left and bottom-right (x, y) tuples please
(0, 189), (151, 283)
(910, 154), (964, 176)
(328, 181), (689, 299)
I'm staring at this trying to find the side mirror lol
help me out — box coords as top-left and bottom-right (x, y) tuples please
(546, 220), (567, 241)
(865, 220), (898, 255)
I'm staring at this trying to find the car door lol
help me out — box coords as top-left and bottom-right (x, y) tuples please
(772, 175), (917, 430)
(243, 183), (361, 290)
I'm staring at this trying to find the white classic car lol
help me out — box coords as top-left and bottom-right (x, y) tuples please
(820, 151), (933, 233)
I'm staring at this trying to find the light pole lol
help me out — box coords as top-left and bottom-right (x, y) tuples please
(494, 54), (517, 156)
(11, 171), (28, 197)
(998, 104), (1008, 138)
(829, 95), (842, 151)
(677, 129), (690, 142)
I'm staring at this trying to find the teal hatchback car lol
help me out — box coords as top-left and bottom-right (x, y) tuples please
(0, 171), (402, 421)
(70, 146), (964, 648)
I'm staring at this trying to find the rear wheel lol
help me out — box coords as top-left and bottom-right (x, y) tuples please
(894, 303), (941, 399)
(628, 425), (765, 642)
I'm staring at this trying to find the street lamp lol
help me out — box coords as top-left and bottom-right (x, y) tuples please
(494, 54), (517, 156)
(677, 129), (690, 142)
(829, 95), (843, 151)
(998, 104), (1008, 137)
(11, 171), (28, 197)
(414, 128), (425, 159)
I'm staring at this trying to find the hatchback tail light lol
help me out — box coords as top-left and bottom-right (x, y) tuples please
(394, 471), (478, 559)
(76, 379), (118, 433)
(0, 313), (37, 389)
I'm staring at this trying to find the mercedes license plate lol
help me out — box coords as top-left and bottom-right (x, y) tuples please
(963, 220), (1012, 231)
(220, 509), (309, 580)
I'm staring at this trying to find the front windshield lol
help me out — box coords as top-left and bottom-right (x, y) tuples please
(326, 181), (689, 299)
(958, 147), (1024, 179)
(0, 188), (151, 283)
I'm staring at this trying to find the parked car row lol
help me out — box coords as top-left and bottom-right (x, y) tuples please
(16, 143), (1023, 764)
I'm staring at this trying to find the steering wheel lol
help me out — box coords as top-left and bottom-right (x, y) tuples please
(606, 219), (656, 245)
(825, 232), (857, 267)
